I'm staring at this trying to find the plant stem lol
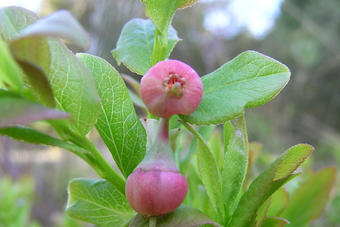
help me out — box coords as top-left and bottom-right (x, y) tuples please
(152, 28), (168, 65)
(139, 118), (178, 171)
(49, 121), (126, 193)
(239, 113), (250, 193)
(149, 217), (157, 227)
(159, 118), (169, 141)
(81, 137), (126, 194)
(180, 120), (211, 153)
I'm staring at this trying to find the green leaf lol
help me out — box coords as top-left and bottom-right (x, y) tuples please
(112, 18), (180, 75)
(181, 51), (291, 125)
(222, 114), (248, 218)
(16, 60), (56, 107)
(0, 126), (87, 158)
(256, 197), (272, 227)
(11, 38), (100, 136)
(0, 7), (100, 136)
(142, 0), (187, 34)
(281, 167), (336, 227)
(267, 188), (289, 217)
(228, 144), (313, 227)
(0, 177), (34, 227)
(18, 10), (90, 50)
(0, 91), (69, 128)
(208, 129), (224, 169)
(262, 217), (289, 227)
(196, 140), (224, 223)
(0, 6), (38, 42)
(78, 53), (146, 178)
(129, 206), (222, 227)
(0, 39), (23, 91)
(66, 178), (134, 227)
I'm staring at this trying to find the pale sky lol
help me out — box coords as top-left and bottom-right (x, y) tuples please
(0, 0), (284, 39)
(0, 0), (42, 12)
(203, 0), (284, 38)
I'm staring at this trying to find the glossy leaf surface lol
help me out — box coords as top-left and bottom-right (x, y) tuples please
(78, 54), (146, 177)
(182, 51), (291, 125)
(66, 178), (134, 227)
(112, 18), (180, 75)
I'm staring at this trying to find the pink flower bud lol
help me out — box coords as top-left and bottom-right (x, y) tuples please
(126, 168), (188, 216)
(140, 60), (203, 118)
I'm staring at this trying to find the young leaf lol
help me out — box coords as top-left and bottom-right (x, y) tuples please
(77, 53), (146, 178)
(66, 178), (134, 227)
(196, 140), (225, 223)
(142, 0), (187, 34)
(0, 7), (101, 136)
(112, 18), (180, 75)
(129, 206), (222, 227)
(267, 187), (290, 217)
(18, 10), (90, 50)
(0, 91), (69, 128)
(228, 144), (313, 227)
(281, 167), (336, 227)
(0, 39), (23, 91)
(181, 51), (291, 125)
(208, 129), (224, 169)
(222, 114), (248, 218)
(256, 197), (272, 227)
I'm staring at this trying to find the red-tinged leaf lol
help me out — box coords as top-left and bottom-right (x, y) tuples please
(18, 10), (90, 50)
(256, 197), (272, 227)
(0, 91), (69, 128)
(262, 217), (290, 227)
(0, 126), (87, 159)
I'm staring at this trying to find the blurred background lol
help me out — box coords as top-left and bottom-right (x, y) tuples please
(1, 0), (340, 226)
